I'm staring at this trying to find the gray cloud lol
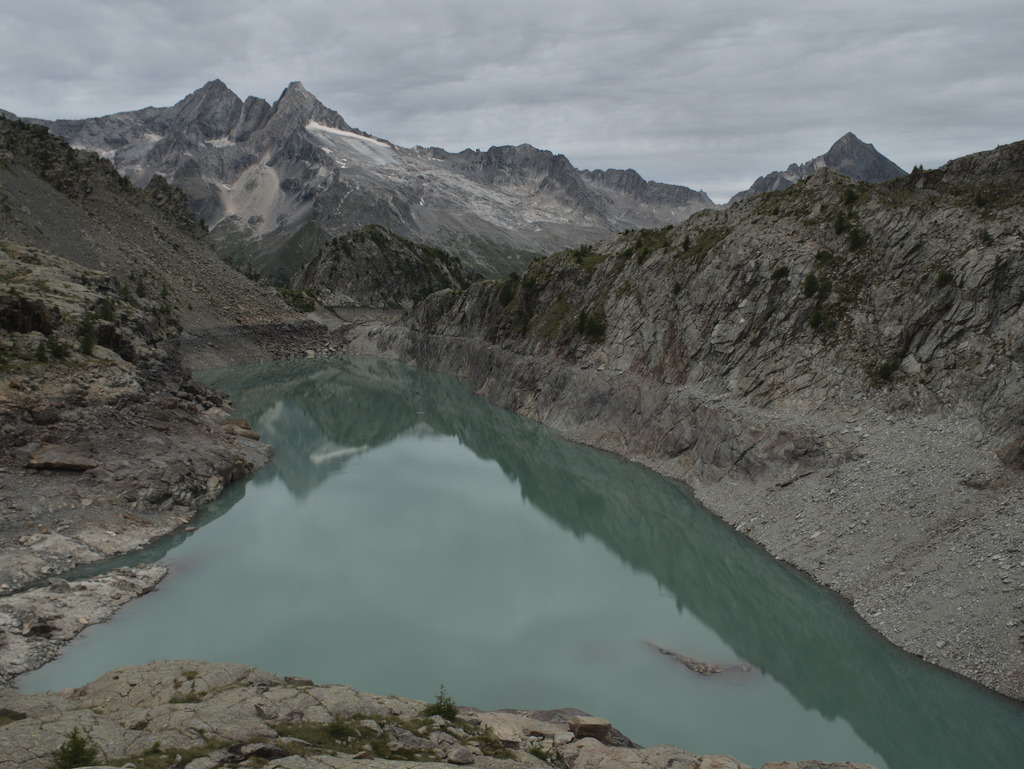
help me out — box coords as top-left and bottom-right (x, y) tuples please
(2, 0), (1022, 201)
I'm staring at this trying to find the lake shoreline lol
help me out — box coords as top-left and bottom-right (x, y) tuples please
(343, 317), (1024, 704)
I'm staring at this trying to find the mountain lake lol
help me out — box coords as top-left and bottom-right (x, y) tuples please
(17, 355), (1024, 769)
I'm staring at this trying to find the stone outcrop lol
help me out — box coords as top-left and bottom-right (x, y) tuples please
(0, 660), (877, 769)
(344, 140), (1024, 699)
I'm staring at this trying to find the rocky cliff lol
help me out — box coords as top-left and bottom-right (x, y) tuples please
(40, 81), (714, 277)
(730, 133), (907, 204)
(346, 140), (1024, 700)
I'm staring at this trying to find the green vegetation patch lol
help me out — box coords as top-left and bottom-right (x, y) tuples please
(279, 288), (317, 312)
(577, 308), (607, 343)
(110, 737), (233, 769)
(422, 684), (459, 721)
(565, 243), (609, 270)
(0, 707), (27, 728)
(50, 728), (99, 769)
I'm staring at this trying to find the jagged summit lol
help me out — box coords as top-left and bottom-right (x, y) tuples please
(730, 132), (906, 204)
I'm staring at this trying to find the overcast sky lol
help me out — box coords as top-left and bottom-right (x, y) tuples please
(2, 0), (1021, 202)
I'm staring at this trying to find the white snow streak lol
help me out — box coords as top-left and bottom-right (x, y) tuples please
(305, 121), (390, 148)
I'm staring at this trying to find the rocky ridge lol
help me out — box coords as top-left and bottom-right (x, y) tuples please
(38, 80), (714, 276)
(343, 141), (1024, 699)
(0, 659), (876, 769)
(729, 133), (906, 204)
(290, 225), (480, 312)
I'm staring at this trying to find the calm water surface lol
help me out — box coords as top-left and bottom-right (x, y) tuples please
(18, 356), (1024, 768)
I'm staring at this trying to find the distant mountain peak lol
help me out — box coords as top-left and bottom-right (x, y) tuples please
(267, 80), (350, 133)
(731, 133), (906, 204)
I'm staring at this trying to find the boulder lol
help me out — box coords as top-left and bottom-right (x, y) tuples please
(568, 716), (611, 741)
(25, 443), (98, 471)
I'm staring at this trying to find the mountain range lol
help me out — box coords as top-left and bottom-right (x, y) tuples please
(25, 81), (905, 279)
(36, 81), (711, 278)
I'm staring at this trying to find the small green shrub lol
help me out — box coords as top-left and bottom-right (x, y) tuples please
(935, 269), (955, 288)
(80, 318), (96, 356)
(874, 361), (897, 384)
(498, 278), (517, 307)
(422, 684), (459, 721)
(35, 340), (48, 362)
(577, 309), (607, 343)
(97, 298), (115, 321)
(47, 336), (69, 360)
(771, 266), (789, 281)
(50, 728), (98, 769)
(847, 227), (869, 252)
(671, 281), (682, 295)
(802, 273), (820, 298)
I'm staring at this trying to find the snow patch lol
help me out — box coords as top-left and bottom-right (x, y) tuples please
(305, 121), (390, 148)
(206, 137), (235, 148)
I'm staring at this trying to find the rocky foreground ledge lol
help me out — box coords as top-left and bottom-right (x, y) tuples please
(0, 660), (875, 769)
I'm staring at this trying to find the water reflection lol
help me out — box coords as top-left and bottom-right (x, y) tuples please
(21, 355), (1024, 769)
(201, 356), (1024, 769)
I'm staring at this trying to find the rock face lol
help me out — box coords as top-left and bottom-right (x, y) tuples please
(290, 225), (480, 311)
(0, 660), (877, 769)
(41, 80), (714, 276)
(730, 133), (906, 204)
(346, 140), (1024, 700)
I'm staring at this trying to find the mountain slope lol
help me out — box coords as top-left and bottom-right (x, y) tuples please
(42, 81), (714, 277)
(730, 132), (906, 203)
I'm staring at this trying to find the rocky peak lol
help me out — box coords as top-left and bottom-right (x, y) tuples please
(582, 168), (647, 194)
(166, 79), (244, 140)
(820, 132), (908, 183)
(730, 132), (906, 204)
(264, 80), (352, 133)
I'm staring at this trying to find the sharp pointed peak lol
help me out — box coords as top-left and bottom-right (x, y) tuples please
(277, 81), (318, 103)
(174, 79), (240, 110)
(189, 79), (235, 97)
(830, 132), (867, 149)
(266, 81), (352, 132)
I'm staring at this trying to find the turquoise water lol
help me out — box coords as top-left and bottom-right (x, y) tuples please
(18, 355), (1024, 768)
